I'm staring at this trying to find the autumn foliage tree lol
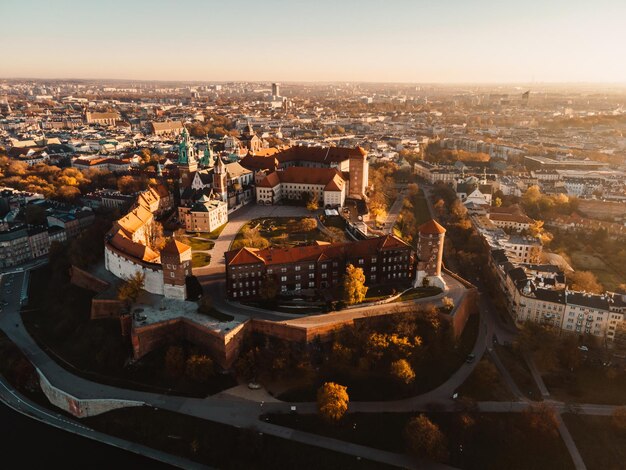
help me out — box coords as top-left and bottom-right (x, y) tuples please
(567, 270), (604, 294)
(117, 271), (145, 308)
(317, 382), (349, 422)
(391, 359), (416, 384)
(404, 414), (448, 461)
(185, 354), (215, 383)
(522, 403), (559, 438)
(342, 264), (368, 305)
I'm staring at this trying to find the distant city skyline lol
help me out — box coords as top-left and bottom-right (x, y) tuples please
(1, 0), (625, 84)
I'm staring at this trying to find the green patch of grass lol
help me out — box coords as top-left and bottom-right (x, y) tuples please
(397, 286), (442, 302)
(495, 344), (543, 401)
(184, 238), (214, 251)
(85, 407), (392, 470)
(191, 252), (211, 268)
(0, 330), (49, 406)
(266, 412), (573, 470)
(457, 356), (516, 401)
(188, 224), (227, 240)
(563, 414), (626, 470)
(543, 365), (626, 405)
(233, 217), (329, 249)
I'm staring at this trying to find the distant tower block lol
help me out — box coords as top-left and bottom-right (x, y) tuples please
(272, 82), (280, 98)
(161, 239), (191, 300)
(415, 219), (446, 289)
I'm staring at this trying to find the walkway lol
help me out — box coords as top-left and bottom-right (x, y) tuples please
(383, 189), (406, 234)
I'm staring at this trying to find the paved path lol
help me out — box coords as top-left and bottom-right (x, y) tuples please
(383, 189), (406, 234)
(0, 375), (209, 469)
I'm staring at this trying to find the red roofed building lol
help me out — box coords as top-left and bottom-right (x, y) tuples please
(241, 145), (368, 199)
(256, 166), (347, 207)
(225, 235), (414, 300)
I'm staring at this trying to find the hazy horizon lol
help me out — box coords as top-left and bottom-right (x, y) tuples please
(2, 0), (626, 83)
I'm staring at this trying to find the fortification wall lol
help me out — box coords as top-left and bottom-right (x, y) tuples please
(91, 298), (123, 319)
(105, 246), (164, 296)
(70, 265), (110, 293)
(37, 369), (143, 418)
(131, 319), (248, 369)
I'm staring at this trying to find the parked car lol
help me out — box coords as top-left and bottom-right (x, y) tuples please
(465, 353), (475, 363)
(578, 345), (589, 352)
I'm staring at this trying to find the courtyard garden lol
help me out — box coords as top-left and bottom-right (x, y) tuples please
(231, 216), (334, 250)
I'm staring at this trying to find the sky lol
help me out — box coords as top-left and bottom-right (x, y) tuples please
(1, 0), (625, 83)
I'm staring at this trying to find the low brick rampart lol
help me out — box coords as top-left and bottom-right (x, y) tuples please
(37, 369), (143, 418)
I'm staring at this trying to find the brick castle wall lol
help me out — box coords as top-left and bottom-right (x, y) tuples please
(70, 265), (110, 293)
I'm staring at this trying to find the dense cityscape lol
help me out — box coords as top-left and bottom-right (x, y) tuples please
(2, 0), (626, 469)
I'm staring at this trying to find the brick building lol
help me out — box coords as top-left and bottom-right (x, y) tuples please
(225, 235), (414, 300)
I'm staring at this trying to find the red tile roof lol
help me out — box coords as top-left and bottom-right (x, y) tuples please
(225, 235), (410, 267)
(256, 167), (345, 190)
(419, 219), (446, 234)
(161, 238), (191, 255)
(240, 145), (367, 172)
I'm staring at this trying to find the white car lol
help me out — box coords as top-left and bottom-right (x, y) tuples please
(578, 345), (589, 352)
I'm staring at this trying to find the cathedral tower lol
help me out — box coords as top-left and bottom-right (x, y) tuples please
(213, 155), (228, 202)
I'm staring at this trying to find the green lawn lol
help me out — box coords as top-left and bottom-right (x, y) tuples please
(495, 344), (543, 401)
(186, 223), (227, 240)
(542, 365), (626, 405)
(266, 412), (573, 470)
(563, 414), (626, 470)
(184, 238), (214, 251)
(569, 251), (623, 291)
(232, 216), (330, 249)
(397, 286), (442, 302)
(457, 356), (516, 401)
(84, 407), (393, 470)
(191, 252), (211, 268)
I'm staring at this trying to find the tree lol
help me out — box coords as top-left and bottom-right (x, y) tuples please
(117, 271), (145, 308)
(342, 264), (368, 305)
(145, 220), (166, 250)
(391, 359), (416, 384)
(25, 204), (47, 225)
(611, 406), (626, 432)
(259, 274), (279, 301)
(164, 345), (185, 377)
(185, 354), (215, 382)
(317, 382), (349, 422)
(306, 197), (319, 212)
(441, 296), (454, 311)
(404, 414), (448, 461)
(568, 270), (604, 294)
(297, 217), (317, 232)
(522, 403), (559, 438)
(117, 175), (146, 194)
